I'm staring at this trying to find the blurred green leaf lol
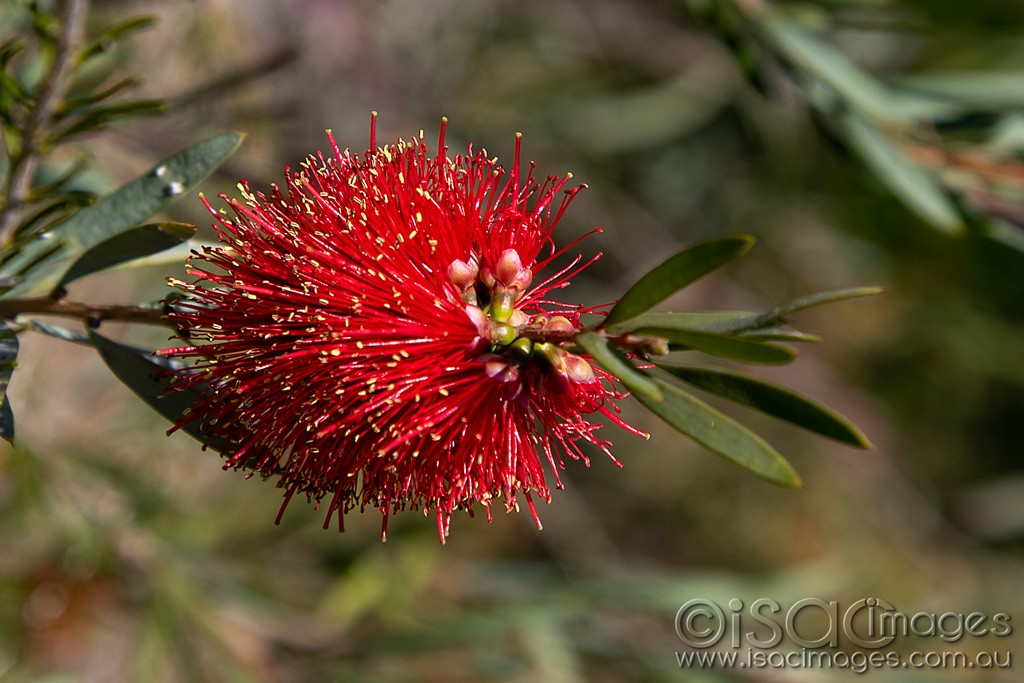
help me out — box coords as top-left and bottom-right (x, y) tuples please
(840, 112), (964, 235)
(634, 376), (802, 488)
(759, 16), (895, 122)
(88, 330), (211, 447)
(574, 331), (662, 402)
(603, 235), (755, 327)
(1, 132), (243, 297)
(656, 362), (871, 447)
(60, 221), (196, 286)
(889, 72), (1024, 112)
(50, 98), (167, 143)
(76, 16), (157, 66)
(0, 320), (17, 444)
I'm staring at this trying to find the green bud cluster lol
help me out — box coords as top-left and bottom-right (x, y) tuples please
(450, 252), (599, 389)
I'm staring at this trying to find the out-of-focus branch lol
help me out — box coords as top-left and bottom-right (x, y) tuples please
(0, 0), (90, 247)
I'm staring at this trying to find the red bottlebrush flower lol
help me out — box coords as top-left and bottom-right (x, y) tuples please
(164, 115), (644, 542)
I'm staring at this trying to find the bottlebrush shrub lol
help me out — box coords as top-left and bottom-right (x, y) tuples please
(1, 115), (877, 543)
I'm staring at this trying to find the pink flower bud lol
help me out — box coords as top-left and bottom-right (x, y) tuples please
(447, 259), (478, 291)
(564, 354), (597, 384)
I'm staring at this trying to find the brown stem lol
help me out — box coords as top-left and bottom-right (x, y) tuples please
(0, 0), (90, 247)
(0, 296), (176, 330)
(517, 325), (666, 356)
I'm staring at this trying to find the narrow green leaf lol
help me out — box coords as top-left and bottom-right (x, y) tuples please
(0, 321), (17, 443)
(1, 132), (244, 297)
(840, 112), (964, 235)
(574, 331), (662, 402)
(606, 310), (756, 335)
(888, 72), (1024, 111)
(771, 286), (884, 318)
(611, 287), (882, 337)
(635, 376), (802, 488)
(759, 17), (896, 123)
(603, 235), (755, 327)
(631, 326), (795, 364)
(656, 363), (871, 448)
(738, 327), (821, 343)
(76, 16), (157, 64)
(59, 221), (196, 286)
(88, 330), (213, 447)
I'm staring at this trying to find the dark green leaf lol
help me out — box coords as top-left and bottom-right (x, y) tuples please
(88, 330), (216, 448)
(630, 326), (795, 364)
(0, 321), (18, 443)
(603, 235), (755, 327)
(574, 331), (662, 402)
(60, 221), (196, 286)
(656, 363), (871, 448)
(634, 376), (802, 488)
(1, 132), (244, 298)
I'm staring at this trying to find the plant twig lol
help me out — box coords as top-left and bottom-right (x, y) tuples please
(0, 0), (90, 247)
(0, 296), (175, 329)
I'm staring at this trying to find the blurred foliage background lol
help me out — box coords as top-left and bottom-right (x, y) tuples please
(3, 0), (1024, 680)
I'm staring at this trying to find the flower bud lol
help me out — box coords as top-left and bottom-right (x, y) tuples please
(535, 342), (566, 374)
(564, 354), (597, 384)
(508, 337), (533, 360)
(544, 316), (574, 334)
(488, 321), (517, 347)
(489, 290), (516, 323)
(484, 356), (520, 383)
(495, 249), (523, 288)
(447, 259), (478, 291)
(508, 309), (530, 327)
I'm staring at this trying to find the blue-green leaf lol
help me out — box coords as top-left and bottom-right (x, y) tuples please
(59, 221), (196, 286)
(603, 235), (755, 327)
(2, 132), (243, 297)
(88, 330), (213, 447)
(0, 321), (19, 443)
(656, 363), (871, 448)
(574, 331), (662, 402)
(18, 318), (91, 345)
(634, 376), (802, 488)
